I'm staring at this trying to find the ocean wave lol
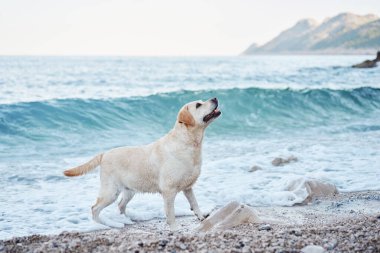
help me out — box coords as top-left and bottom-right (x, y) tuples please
(1, 87), (380, 142)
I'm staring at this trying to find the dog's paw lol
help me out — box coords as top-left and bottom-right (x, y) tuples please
(102, 217), (125, 228)
(114, 214), (135, 225)
(197, 213), (210, 221)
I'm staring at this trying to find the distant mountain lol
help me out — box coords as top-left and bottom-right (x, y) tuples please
(243, 13), (380, 55)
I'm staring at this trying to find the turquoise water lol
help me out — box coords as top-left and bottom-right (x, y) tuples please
(0, 56), (379, 238)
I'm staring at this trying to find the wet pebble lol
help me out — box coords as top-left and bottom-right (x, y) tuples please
(258, 224), (272, 231)
(158, 239), (168, 247)
(290, 229), (302, 236)
(175, 242), (187, 250)
(249, 165), (263, 172)
(323, 238), (338, 250)
(301, 245), (325, 253)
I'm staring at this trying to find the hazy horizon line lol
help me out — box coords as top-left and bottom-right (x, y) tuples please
(0, 52), (376, 57)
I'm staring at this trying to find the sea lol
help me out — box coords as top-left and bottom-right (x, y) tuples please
(0, 55), (379, 239)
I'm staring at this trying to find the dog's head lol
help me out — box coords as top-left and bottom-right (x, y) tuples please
(177, 98), (221, 128)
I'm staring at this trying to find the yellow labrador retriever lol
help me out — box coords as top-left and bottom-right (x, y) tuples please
(64, 98), (221, 230)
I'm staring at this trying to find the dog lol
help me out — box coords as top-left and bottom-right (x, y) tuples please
(63, 97), (221, 230)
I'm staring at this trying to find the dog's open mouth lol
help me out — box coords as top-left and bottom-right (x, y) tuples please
(203, 107), (222, 123)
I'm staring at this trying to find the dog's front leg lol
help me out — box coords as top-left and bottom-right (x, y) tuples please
(183, 188), (205, 221)
(162, 191), (178, 231)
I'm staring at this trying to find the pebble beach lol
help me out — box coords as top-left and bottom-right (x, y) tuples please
(2, 191), (379, 253)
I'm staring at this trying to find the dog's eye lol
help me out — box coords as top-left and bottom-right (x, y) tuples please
(196, 103), (202, 109)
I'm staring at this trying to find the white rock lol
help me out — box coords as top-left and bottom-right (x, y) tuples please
(196, 201), (260, 232)
(175, 242), (187, 250)
(286, 178), (338, 205)
(301, 245), (326, 253)
(215, 205), (259, 230)
(324, 238), (338, 250)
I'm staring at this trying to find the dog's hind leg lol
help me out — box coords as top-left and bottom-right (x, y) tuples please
(118, 188), (135, 215)
(91, 185), (123, 228)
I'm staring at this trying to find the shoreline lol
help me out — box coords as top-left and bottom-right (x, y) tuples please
(1, 191), (379, 252)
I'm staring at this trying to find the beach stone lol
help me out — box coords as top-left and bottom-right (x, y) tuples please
(331, 201), (343, 208)
(118, 242), (129, 251)
(367, 246), (375, 251)
(324, 238), (338, 250)
(175, 242), (187, 250)
(249, 165), (263, 172)
(158, 239), (168, 247)
(272, 157), (285, 166)
(196, 202), (260, 232)
(258, 224), (271, 231)
(216, 205), (259, 230)
(301, 245), (326, 253)
(197, 201), (240, 232)
(68, 239), (81, 249)
(286, 178), (338, 205)
(272, 155), (298, 166)
(290, 229), (302, 236)
(242, 247), (251, 253)
(49, 241), (59, 248)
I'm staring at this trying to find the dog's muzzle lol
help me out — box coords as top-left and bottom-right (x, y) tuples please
(203, 98), (221, 123)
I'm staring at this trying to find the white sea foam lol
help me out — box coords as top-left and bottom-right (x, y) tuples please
(1, 131), (379, 239)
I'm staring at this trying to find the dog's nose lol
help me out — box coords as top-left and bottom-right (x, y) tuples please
(211, 97), (218, 104)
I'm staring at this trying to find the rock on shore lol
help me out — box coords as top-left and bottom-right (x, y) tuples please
(286, 178), (338, 205)
(197, 201), (260, 232)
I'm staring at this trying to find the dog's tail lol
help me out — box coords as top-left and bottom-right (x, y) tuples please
(63, 153), (103, 177)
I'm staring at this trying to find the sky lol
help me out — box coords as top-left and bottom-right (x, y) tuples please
(0, 0), (379, 56)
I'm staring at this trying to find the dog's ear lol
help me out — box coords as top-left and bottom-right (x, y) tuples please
(178, 106), (195, 127)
